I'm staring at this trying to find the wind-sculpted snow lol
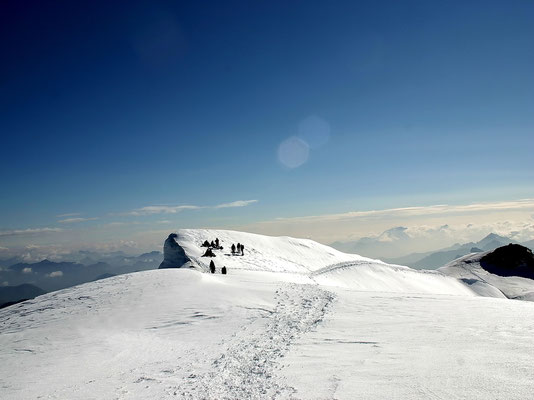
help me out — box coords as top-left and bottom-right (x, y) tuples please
(159, 233), (190, 269)
(2, 230), (534, 399)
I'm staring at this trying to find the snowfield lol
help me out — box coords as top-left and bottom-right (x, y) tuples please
(1, 229), (534, 399)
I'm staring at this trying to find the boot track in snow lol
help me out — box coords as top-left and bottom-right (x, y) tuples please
(175, 283), (335, 399)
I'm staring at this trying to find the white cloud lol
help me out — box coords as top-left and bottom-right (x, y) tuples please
(1, 281), (8, 287)
(126, 205), (201, 216)
(125, 200), (258, 216)
(0, 244), (78, 264)
(0, 228), (64, 237)
(56, 212), (81, 218)
(103, 221), (141, 227)
(214, 200), (258, 209)
(47, 271), (63, 278)
(90, 240), (139, 253)
(0, 239), (147, 264)
(236, 198), (534, 248)
(359, 221), (534, 257)
(273, 199), (534, 223)
(58, 217), (98, 224)
(382, 222), (532, 245)
(157, 220), (171, 224)
(22, 267), (32, 274)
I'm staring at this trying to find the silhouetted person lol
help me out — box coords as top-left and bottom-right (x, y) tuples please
(202, 240), (210, 247)
(202, 248), (215, 257)
(211, 240), (215, 248)
(231, 243), (236, 254)
(215, 238), (220, 248)
(221, 266), (227, 275)
(240, 244), (245, 255)
(236, 243), (241, 255)
(209, 260), (216, 273)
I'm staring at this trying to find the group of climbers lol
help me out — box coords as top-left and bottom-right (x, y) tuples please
(160, 233), (240, 274)
(201, 237), (223, 257)
(200, 237), (247, 273)
(201, 237), (222, 250)
(209, 260), (227, 275)
(231, 242), (245, 255)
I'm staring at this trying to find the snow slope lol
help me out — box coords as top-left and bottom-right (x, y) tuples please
(1, 229), (534, 399)
(175, 229), (376, 274)
(311, 261), (476, 296)
(439, 252), (534, 301)
(281, 288), (534, 399)
(171, 229), (487, 296)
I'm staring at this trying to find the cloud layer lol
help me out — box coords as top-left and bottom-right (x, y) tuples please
(58, 217), (98, 224)
(125, 200), (258, 216)
(0, 228), (64, 237)
(273, 199), (534, 223)
(237, 199), (534, 251)
(2, 199), (532, 261)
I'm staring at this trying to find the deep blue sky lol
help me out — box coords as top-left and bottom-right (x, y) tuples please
(1, 0), (533, 242)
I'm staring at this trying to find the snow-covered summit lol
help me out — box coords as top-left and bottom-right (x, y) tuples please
(158, 229), (480, 296)
(164, 228), (379, 273)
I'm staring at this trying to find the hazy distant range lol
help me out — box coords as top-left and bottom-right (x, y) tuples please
(0, 250), (162, 307)
(2, 231), (533, 307)
(331, 232), (534, 270)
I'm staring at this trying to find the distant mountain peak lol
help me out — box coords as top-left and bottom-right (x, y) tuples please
(476, 233), (515, 250)
(377, 226), (409, 242)
(479, 233), (508, 243)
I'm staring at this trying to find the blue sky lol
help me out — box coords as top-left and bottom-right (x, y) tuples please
(1, 1), (533, 252)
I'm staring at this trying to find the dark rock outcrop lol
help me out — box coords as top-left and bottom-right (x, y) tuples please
(480, 244), (534, 279)
(158, 233), (190, 269)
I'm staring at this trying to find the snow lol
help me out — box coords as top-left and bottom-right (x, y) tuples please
(439, 251), (534, 300)
(174, 229), (377, 274)
(311, 261), (476, 296)
(159, 234), (190, 269)
(281, 288), (534, 399)
(1, 229), (534, 399)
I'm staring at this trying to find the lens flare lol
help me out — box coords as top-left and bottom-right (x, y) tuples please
(278, 136), (310, 168)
